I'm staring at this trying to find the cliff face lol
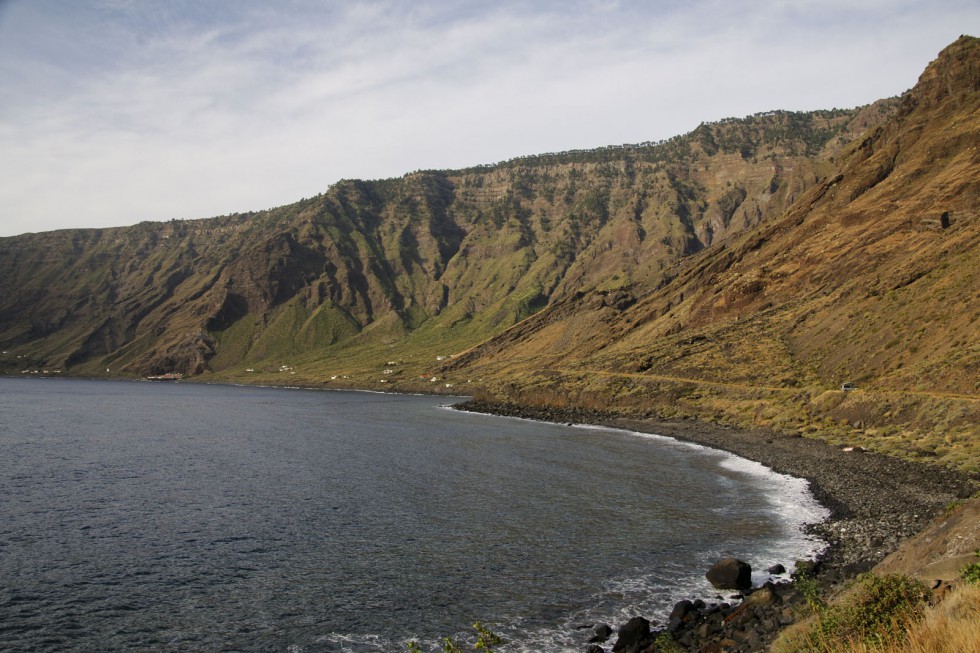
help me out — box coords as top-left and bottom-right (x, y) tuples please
(2, 37), (977, 469)
(0, 105), (880, 378)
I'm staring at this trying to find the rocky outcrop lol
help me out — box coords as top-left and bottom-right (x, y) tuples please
(583, 580), (801, 653)
(611, 616), (650, 652)
(706, 558), (753, 590)
(589, 623), (613, 643)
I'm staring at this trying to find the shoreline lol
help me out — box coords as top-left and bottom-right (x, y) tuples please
(10, 374), (976, 573)
(9, 375), (977, 562)
(455, 399), (980, 651)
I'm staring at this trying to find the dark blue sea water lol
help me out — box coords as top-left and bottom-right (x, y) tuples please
(0, 378), (826, 652)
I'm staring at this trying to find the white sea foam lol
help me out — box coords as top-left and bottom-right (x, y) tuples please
(442, 418), (831, 652)
(265, 417), (832, 653)
(608, 425), (829, 582)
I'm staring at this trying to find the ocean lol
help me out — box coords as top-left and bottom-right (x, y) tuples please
(0, 377), (827, 652)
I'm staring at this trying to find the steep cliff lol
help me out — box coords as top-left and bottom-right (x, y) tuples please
(0, 106), (882, 378)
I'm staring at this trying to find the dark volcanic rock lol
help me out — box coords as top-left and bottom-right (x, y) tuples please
(668, 599), (697, 631)
(706, 557), (752, 590)
(612, 616), (650, 652)
(589, 623), (613, 643)
(743, 583), (780, 608)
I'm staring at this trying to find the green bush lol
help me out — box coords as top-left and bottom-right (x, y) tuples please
(962, 554), (980, 585)
(654, 631), (680, 652)
(775, 574), (929, 652)
(407, 623), (502, 653)
(794, 561), (824, 612)
(815, 575), (927, 651)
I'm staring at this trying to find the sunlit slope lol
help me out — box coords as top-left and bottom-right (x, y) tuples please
(443, 36), (979, 470)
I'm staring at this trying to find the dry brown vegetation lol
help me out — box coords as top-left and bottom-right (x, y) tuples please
(773, 580), (980, 653)
(443, 36), (980, 472)
(892, 582), (980, 653)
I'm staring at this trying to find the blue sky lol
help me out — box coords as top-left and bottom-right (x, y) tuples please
(0, 1), (976, 237)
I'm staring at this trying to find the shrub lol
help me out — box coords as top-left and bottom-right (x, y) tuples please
(798, 582), (980, 653)
(818, 575), (928, 649)
(774, 574), (929, 652)
(794, 560), (824, 613)
(473, 622), (502, 650)
(654, 631), (680, 652)
(407, 623), (502, 653)
(961, 555), (980, 586)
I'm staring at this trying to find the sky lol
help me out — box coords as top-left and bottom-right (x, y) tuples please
(0, 1), (977, 237)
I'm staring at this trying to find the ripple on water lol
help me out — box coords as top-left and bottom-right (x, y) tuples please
(0, 378), (828, 652)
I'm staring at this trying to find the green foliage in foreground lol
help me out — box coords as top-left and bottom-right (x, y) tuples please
(794, 561), (824, 612)
(407, 622), (502, 653)
(654, 631), (680, 652)
(775, 574), (929, 653)
(962, 554), (980, 585)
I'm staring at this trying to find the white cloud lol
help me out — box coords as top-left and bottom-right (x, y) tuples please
(0, 0), (977, 236)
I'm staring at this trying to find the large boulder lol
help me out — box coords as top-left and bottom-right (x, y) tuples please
(706, 557), (752, 590)
(611, 616), (650, 652)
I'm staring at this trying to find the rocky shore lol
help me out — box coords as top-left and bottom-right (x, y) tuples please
(455, 400), (979, 652)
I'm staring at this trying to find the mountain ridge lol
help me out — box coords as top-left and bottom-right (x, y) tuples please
(1, 36), (977, 470)
(0, 105), (884, 374)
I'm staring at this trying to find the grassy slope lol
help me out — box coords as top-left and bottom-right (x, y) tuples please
(1, 108), (875, 384)
(438, 37), (980, 472)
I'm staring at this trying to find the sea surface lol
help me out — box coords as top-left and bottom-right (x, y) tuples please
(0, 378), (828, 652)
